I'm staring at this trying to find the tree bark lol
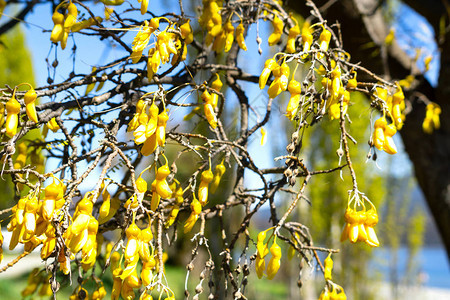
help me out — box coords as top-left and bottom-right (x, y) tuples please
(289, 0), (450, 263)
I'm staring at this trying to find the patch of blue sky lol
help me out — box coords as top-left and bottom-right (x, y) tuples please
(393, 3), (440, 86)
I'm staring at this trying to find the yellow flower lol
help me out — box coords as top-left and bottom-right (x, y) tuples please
(259, 58), (278, 89)
(383, 123), (398, 155)
(266, 239), (281, 280)
(286, 79), (301, 120)
(140, 0), (148, 15)
(317, 26), (331, 59)
(210, 159), (226, 193)
(422, 102), (441, 134)
(24, 87), (38, 123)
(286, 21), (300, 53)
(236, 22), (247, 51)
(204, 103), (218, 128)
(346, 71), (357, 89)
(198, 169), (214, 206)
(340, 207), (380, 247)
(99, 195), (120, 224)
(391, 83), (405, 128)
(268, 14), (284, 46)
(133, 124), (148, 144)
(384, 28), (395, 46)
(64, 2), (78, 29)
(212, 73), (223, 92)
(5, 91), (21, 137)
(180, 19), (194, 44)
(223, 20), (235, 52)
(50, 11), (65, 43)
(47, 117), (61, 132)
(372, 117), (387, 151)
(184, 196), (201, 233)
(424, 55), (432, 71)
(364, 209), (380, 247)
(156, 109), (169, 146)
(324, 253), (333, 280)
(132, 20), (156, 52)
(267, 62), (289, 98)
(301, 22), (313, 56)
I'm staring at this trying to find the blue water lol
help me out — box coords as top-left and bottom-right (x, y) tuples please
(372, 247), (450, 289)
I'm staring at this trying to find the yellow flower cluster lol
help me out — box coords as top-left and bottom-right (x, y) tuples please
(255, 229), (282, 280)
(69, 284), (106, 300)
(422, 102), (441, 134)
(184, 162), (224, 233)
(50, 1), (83, 49)
(108, 217), (173, 300)
(131, 17), (190, 76)
(318, 254), (347, 300)
(65, 193), (99, 271)
(373, 84), (406, 131)
(7, 176), (65, 258)
(0, 83), (38, 137)
(259, 46), (357, 122)
(49, 1), (104, 46)
(199, 0), (247, 52)
(340, 207), (380, 247)
(321, 66), (351, 120)
(128, 98), (169, 156)
(372, 116), (398, 155)
(265, 11), (304, 53)
(202, 76), (223, 128)
(184, 74), (223, 129)
(259, 59), (289, 99)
